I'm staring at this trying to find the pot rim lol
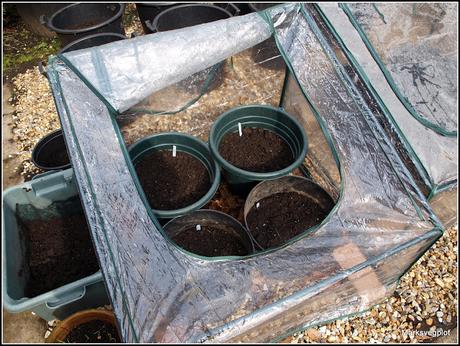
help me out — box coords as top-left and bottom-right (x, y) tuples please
(149, 3), (233, 33)
(59, 32), (127, 54)
(163, 209), (256, 255)
(47, 3), (126, 35)
(209, 104), (308, 181)
(31, 129), (71, 171)
(128, 132), (221, 219)
(45, 309), (118, 343)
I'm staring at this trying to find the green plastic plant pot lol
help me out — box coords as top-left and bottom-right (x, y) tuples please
(209, 105), (308, 192)
(163, 209), (255, 258)
(128, 132), (221, 219)
(244, 176), (335, 250)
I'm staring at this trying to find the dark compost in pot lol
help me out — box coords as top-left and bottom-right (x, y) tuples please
(244, 176), (335, 250)
(219, 127), (294, 173)
(134, 150), (211, 211)
(63, 319), (120, 343)
(129, 132), (221, 219)
(164, 210), (254, 257)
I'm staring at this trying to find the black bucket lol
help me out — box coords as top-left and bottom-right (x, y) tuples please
(59, 33), (126, 54)
(16, 4), (68, 38)
(135, 2), (177, 34)
(248, 3), (282, 12)
(146, 4), (233, 33)
(145, 4), (233, 93)
(230, 3), (253, 15)
(41, 3), (126, 46)
(32, 129), (71, 171)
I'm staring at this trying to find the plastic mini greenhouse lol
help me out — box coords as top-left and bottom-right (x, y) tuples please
(41, 3), (455, 343)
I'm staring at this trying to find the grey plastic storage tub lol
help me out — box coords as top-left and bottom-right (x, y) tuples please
(2, 169), (109, 321)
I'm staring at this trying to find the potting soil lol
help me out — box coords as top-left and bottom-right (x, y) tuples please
(171, 225), (251, 257)
(219, 127), (294, 172)
(246, 191), (334, 249)
(63, 320), (120, 343)
(134, 150), (211, 210)
(19, 209), (99, 297)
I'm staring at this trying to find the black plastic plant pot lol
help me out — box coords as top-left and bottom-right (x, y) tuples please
(32, 129), (71, 171)
(41, 3), (126, 46)
(244, 176), (335, 250)
(163, 210), (255, 257)
(209, 105), (308, 194)
(59, 32), (126, 54)
(231, 3), (253, 15)
(146, 4), (232, 33)
(135, 2), (177, 34)
(145, 4), (233, 93)
(15, 4), (68, 38)
(248, 3), (282, 12)
(128, 132), (221, 219)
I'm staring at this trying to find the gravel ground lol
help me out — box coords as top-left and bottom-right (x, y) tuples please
(4, 4), (457, 343)
(291, 225), (457, 343)
(9, 67), (61, 180)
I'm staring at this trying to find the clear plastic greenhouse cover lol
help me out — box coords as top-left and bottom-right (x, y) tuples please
(46, 3), (445, 342)
(318, 3), (457, 193)
(343, 3), (457, 137)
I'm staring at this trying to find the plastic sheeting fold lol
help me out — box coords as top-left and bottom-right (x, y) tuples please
(61, 12), (272, 113)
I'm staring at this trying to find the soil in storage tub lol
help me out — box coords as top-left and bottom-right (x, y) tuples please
(20, 210), (99, 297)
(219, 127), (294, 172)
(171, 225), (250, 257)
(246, 191), (334, 249)
(62, 320), (120, 343)
(135, 150), (211, 210)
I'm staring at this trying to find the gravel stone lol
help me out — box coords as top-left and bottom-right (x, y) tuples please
(296, 225), (457, 343)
